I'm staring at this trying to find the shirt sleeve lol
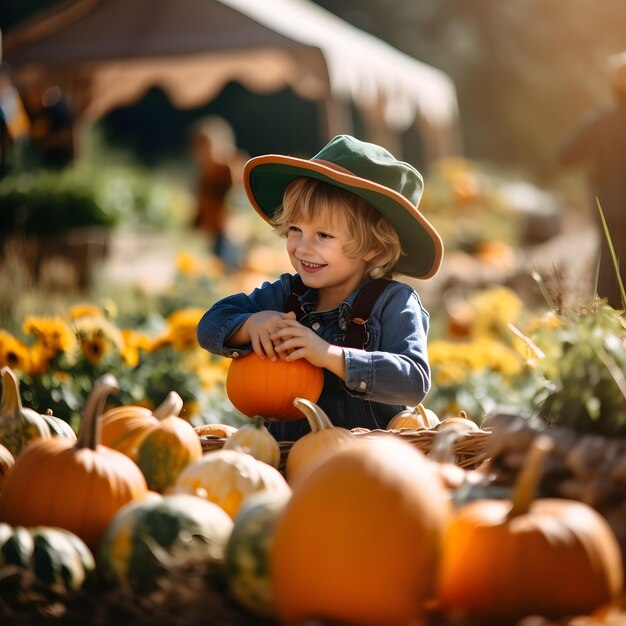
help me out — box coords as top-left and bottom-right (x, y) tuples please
(196, 273), (292, 357)
(342, 285), (430, 406)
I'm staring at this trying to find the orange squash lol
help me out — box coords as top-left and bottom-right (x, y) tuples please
(226, 353), (323, 420)
(0, 375), (148, 552)
(387, 403), (440, 430)
(271, 438), (451, 626)
(437, 436), (624, 624)
(100, 391), (202, 493)
(285, 397), (354, 486)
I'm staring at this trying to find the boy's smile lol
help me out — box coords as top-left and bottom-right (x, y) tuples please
(287, 220), (371, 309)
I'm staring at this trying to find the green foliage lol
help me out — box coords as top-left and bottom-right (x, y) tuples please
(0, 169), (122, 233)
(0, 166), (192, 235)
(530, 301), (626, 437)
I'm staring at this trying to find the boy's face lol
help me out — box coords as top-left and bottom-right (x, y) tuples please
(286, 217), (373, 299)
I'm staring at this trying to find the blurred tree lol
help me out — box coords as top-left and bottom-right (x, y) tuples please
(314, 0), (626, 182)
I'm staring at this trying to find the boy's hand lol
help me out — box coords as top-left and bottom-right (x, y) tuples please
(270, 318), (346, 380)
(245, 310), (297, 360)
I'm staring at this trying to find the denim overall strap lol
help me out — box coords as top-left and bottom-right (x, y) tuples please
(284, 275), (308, 322)
(284, 276), (389, 349)
(343, 278), (389, 349)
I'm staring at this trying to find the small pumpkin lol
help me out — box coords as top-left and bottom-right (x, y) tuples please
(437, 435), (624, 624)
(271, 438), (451, 626)
(99, 492), (233, 589)
(226, 352), (323, 420)
(285, 397), (354, 486)
(435, 411), (479, 432)
(0, 374), (148, 552)
(0, 523), (95, 592)
(100, 391), (202, 493)
(173, 448), (291, 519)
(194, 423), (238, 438)
(223, 416), (280, 468)
(224, 489), (291, 617)
(0, 366), (51, 456)
(0, 443), (14, 491)
(387, 403), (441, 430)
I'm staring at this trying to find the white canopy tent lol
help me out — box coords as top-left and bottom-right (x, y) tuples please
(3, 0), (461, 159)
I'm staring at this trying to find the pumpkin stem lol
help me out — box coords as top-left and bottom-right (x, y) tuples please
(152, 391), (184, 420)
(76, 374), (119, 450)
(507, 434), (554, 520)
(416, 403), (441, 429)
(293, 397), (333, 432)
(0, 367), (25, 418)
(251, 415), (266, 429)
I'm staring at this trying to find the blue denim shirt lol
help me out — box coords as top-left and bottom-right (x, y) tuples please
(196, 273), (431, 441)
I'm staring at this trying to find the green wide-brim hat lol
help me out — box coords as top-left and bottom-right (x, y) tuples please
(243, 134), (443, 279)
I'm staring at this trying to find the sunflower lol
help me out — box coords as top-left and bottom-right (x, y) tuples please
(166, 308), (204, 351)
(22, 316), (76, 359)
(69, 303), (103, 320)
(72, 315), (123, 365)
(120, 329), (152, 367)
(0, 330), (31, 372)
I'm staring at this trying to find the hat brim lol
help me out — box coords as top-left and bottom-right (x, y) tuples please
(244, 154), (443, 279)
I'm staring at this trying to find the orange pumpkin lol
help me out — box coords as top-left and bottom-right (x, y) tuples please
(100, 391), (202, 493)
(437, 436), (624, 624)
(271, 438), (451, 626)
(387, 403), (441, 430)
(0, 375), (148, 552)
(226, 353), (323, 420)
(285, 397), (354, 486)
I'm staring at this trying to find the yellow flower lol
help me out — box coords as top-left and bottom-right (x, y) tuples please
(28, 344), (53, 376)
(434, 362), (467, 386)
(0, 331), (31, 372)
(176, 252), (202, 275)
(80, 336), (109, 364)
(72, 315), (123, 364)
(166, 308), (204, 351)
(120, 329), (152, 367)
(69, 303), (103, 320)
(23, 316), (76, 358)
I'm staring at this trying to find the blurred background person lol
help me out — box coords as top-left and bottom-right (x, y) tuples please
(19, 79), (76, 170)
(190, 116), (246, 270)
(559, 51), (626, 309)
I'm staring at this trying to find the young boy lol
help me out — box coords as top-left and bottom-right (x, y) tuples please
(197, 135), (444, 440)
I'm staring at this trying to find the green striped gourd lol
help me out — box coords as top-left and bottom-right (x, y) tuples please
(0, 523), (95, 592)
(224, 489), (290, 616)
(99, 492), (233, 588)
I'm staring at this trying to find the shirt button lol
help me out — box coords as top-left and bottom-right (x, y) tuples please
(359, 381), (367, 390)
(232, 351), (239, 358)
(312, 322), (321, 331)
(339, 319), (347, 331)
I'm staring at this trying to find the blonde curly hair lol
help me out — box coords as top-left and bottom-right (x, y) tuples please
(273, 177), (403, 279)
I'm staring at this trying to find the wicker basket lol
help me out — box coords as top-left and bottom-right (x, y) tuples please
(200, 427), (491, 473)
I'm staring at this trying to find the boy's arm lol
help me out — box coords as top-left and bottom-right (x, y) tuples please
(342, 287), (430, 407)
(196, 274), (291, 357)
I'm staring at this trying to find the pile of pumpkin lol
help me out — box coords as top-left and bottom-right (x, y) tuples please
(0, 354), (624, 626)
